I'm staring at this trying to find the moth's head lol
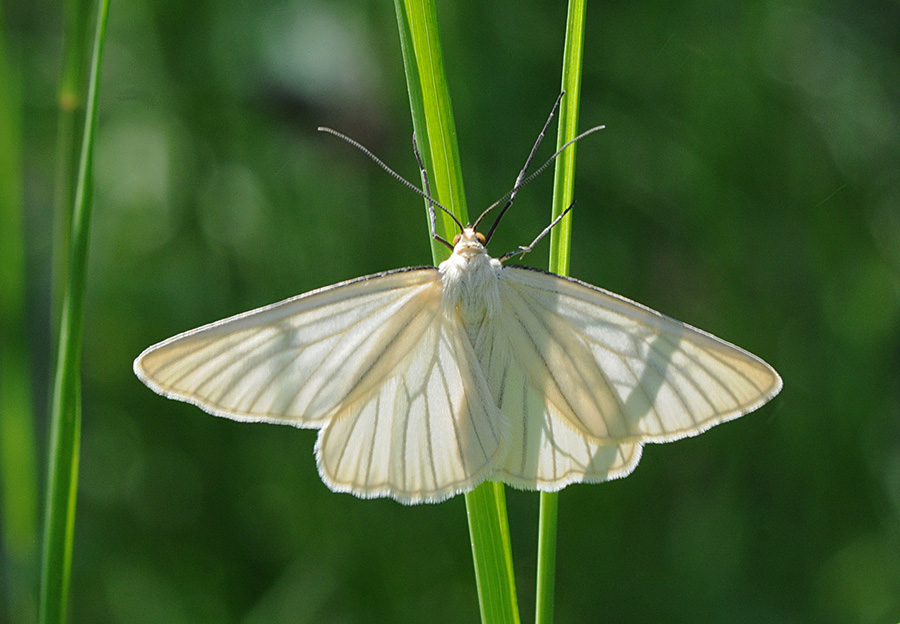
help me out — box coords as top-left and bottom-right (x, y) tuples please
(451, 227), (487, 260)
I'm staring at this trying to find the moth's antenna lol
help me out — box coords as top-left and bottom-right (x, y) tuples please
(478, 123), (605, 243)
(516, 125), (605, 196)
(475, 91), (565, 238)
(500, 201), (576, 262)
(411, 132), (458, 249)
(317, 127), (461, 248)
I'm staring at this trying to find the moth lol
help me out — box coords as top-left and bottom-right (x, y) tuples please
(135, 97), (781, 504)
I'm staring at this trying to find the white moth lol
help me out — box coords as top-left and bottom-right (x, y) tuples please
(134, 105), (781, 504)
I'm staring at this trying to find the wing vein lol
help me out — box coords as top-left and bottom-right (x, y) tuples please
(508, 285), (625, 436)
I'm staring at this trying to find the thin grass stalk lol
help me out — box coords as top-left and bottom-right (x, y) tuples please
(536, 2), (588, 623)
(394, 2), (520, 623)
(52, 0), (92, 333)
(394, 0), (469, 246)
(39, 1), (110, 622)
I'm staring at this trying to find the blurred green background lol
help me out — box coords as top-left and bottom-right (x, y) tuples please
(5, 0), (900, 622)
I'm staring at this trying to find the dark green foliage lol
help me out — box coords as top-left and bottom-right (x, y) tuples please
(8, 1), (900, 622)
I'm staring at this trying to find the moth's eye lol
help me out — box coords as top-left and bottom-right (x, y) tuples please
(451, 233), (462, 246)
(475, 232), (487, 245)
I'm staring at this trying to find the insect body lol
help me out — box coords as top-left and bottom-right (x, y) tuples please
(135, 94), (780, 504)
(135, 225), (781, 504)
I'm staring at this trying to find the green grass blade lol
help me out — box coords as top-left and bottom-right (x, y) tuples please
(52, 0), (92, 333)
(548, 0), (587, 277)
(536, 2), (587, 623)
(464, 482), (520, 624)
(394, 2), (520, 623)
(39, 1), (110, 622)
(394, 0), (468, 254)
(534, 492), (560, 624)
(0, 5), (40, 622)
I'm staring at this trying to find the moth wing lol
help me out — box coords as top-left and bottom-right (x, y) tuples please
(316, 313), (508, 504)
(496, 267), (782, 444)
(471, 317), (642, 489)
(135, 268), (450, 427)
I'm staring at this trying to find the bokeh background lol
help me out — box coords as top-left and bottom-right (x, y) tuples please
(6, 0), (900, 622)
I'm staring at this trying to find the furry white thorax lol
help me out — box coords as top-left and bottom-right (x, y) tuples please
(438, 227), (503, 326)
